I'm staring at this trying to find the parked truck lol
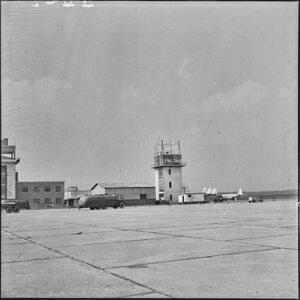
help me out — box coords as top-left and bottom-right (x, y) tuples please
(77, 194), (125, 210)
(1, 200), (30, 213)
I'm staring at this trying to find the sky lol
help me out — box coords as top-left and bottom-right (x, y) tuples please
(1, 1), (298, 192)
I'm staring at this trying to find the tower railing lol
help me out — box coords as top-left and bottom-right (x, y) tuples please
(151, 161), (186, 168)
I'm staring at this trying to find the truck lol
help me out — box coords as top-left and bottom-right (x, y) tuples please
(1, 200), (30, 213)
(248, 196), (264, 203)
(77, 194), (126, 210)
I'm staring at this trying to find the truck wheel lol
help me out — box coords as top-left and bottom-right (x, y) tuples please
(6, 207), (12, 213)
(90, 207), (95, 210)
(13, 207), (20, 213)
(120, 202), (125, 209)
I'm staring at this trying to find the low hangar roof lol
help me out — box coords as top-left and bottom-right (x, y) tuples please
(92, 182), (155, 190)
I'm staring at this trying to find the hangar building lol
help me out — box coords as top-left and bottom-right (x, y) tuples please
(91, 182), (156, 206)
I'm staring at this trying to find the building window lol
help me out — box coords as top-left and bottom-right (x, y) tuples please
(169, 169), (171, 175)
(44, 198), (51, 204)
(33, 198), (40, 204)
(188, 194), (192, 198)
(140, 194), (147, 200)
(55, 198), (62, 204)
(45, 186), (50, 192)
(22, 187), (28, 193)
(56, 186), (62, 192)
(33, 187), (40, 193)
(170, 195), (172, 201)
(169, 182), (172, 188)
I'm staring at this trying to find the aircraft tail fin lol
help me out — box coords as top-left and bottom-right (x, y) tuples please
(238, 188), (242, 195)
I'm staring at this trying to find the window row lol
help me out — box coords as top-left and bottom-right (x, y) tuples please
(21, 186), (62, 193)
(33, 198), (62, 204)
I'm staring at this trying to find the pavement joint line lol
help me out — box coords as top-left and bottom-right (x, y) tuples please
(136, 230), (223, 242)
(88, 225), (223, 242)
(50, 236), (177, 248)
(104, 269), (174, 298)
(5, 226), (84, 233)
(1, 216), (288, 233)
(232, 241), (298, 251)
(4, 230), (173, 298)
(130, 217), (285, 231)
(105, 247), (277, 270)
(12, 229), (118, 239)
(233, 224), (298, 230)
(1, 256), (67, 264)
(224, 233), (297, 242)
(225, 240), (280, 250)
(58, 221), (114, 228)
(122, 291), (168, 298)
(136, 229), (298, 244)
(135, 225), (240, 232)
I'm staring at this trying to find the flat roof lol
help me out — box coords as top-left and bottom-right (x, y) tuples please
(92, 182), (155, 189)
(17, 181), (64, 184)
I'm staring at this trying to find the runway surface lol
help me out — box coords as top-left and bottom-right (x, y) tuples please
(1, 199), (298, 298)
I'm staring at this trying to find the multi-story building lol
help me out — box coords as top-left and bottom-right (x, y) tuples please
(1, 138), (20, 200)
(152, 140), (186, 204)
(16, 181), (65, 209)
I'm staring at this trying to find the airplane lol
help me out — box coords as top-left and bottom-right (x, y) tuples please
(218, 188), (243, 201)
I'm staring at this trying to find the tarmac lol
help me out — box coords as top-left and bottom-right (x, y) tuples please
(1, 199), (298, 298)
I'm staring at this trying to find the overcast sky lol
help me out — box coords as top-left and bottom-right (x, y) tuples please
(1, 1), (298, 192)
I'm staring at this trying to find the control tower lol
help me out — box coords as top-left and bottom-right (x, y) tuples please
(152, 140), (186, 204)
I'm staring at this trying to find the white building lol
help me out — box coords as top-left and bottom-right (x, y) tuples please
(178, 192), (205, 204)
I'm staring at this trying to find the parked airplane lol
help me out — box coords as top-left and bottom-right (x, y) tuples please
(219, 188), (243, 201)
